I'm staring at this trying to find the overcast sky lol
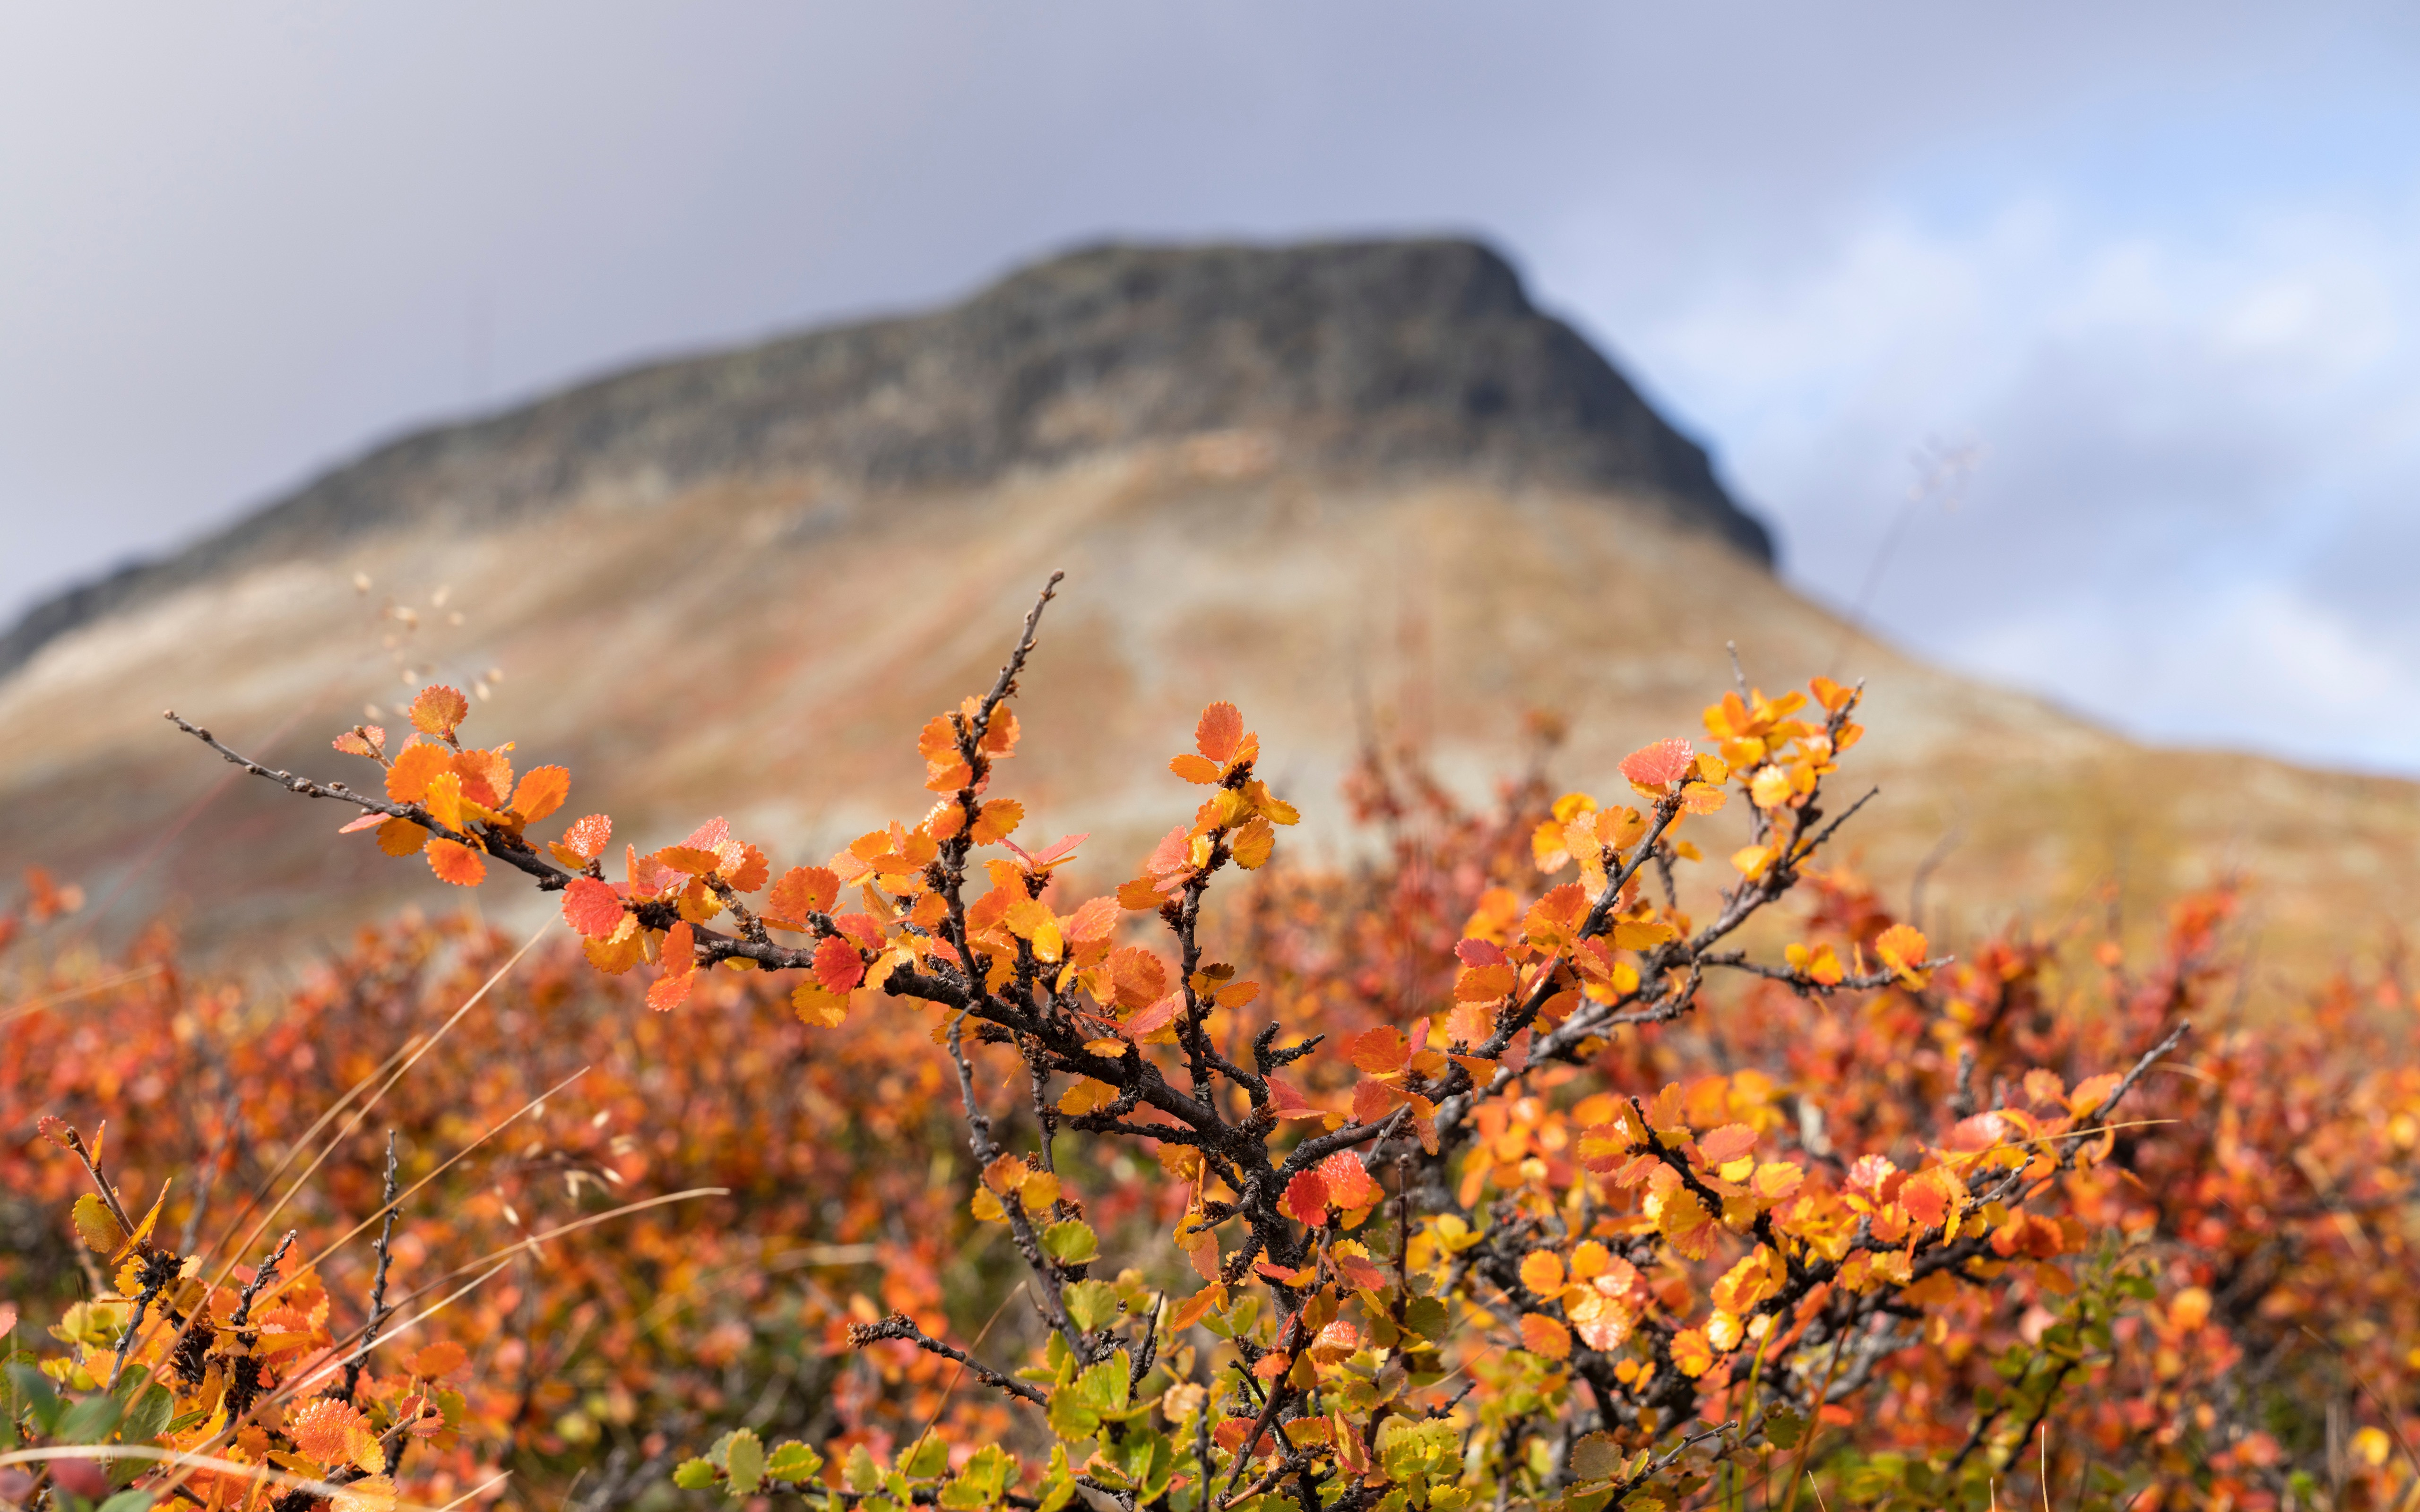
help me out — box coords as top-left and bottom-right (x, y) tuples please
(4, 4), (2416, 771)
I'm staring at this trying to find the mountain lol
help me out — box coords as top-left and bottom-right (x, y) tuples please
(0, 240), (1764, 681)
(2, 237), (2411, 975)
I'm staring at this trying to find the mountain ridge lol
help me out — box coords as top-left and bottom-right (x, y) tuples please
(1, 238), (1768, 680)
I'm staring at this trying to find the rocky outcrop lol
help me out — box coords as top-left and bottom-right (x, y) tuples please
(0, 238), (1767, 679)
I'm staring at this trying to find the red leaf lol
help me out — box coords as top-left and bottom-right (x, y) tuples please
(1195, 702), (1245, 764)
(560, 813), (612, 862)
(1696, 1124), (1759, 1167)
(661, 920), (695, 976)
(1317, 1151), (1380, 1210)
(646, 971), (693, 1013)
(1619, 738), (1694, 789)
(1281, 1168), (1331, 1225)
(814, 935), (866, 994)
(561, 877), (624, 939)
(1266, 1075), (1328, 1121)
(1351, 1079), (1405, 1125)
(1454, 938), (1508, 968)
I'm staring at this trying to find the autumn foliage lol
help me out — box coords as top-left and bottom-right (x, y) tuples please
(6, 576), (2420, 1512)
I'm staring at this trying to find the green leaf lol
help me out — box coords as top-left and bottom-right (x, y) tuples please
(899, 1434), (950, 1480)
(726, 1430), (766, 1496)
(1062, 1280), (1120, 1334)
(1401, 1296), (1449, 1341)
(121, 1385), (173, 1445)
(1570, 1432), (1625, 1486)
(57, 1393), (127, 1445)
(939, 1444), (1017, 1508)
(1047, 1355), (1132, 1441)
(96, 1493), (154, 1512)
(6, 1361), (61, 1433)
(673, 1459), (719, 1491)
(766, 1441), (824, 1483)
(1763, 1407), (1806, 1451)
(1042, 1220), (1099, 1266)
(845, 1444), (885, 1494)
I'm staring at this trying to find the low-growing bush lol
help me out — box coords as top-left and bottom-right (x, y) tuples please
(3, 577), (2414, 1512)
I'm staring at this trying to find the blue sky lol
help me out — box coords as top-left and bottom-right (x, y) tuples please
(3, 4), (2415, 770)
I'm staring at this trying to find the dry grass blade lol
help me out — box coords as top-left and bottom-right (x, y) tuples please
(208, 917), (553, 1285)
(0, 965), (166, 1029)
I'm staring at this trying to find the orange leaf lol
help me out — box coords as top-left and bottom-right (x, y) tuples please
(385, 742), (452, 803)
(407, 685), (470, 739)
(1520, 1249), (1566, 1296)
(977, 705), (1020, 756)
(1873, 922), (1932, 987)
(724, 843), (769, 893)
(289, 1398), (381, 1474)
(451, 747), (512, 808)
(971, 799), (1024, 845)
(1169, 754), (1223, 784)
(2068, 1072), (2125, 1117)
(408, 1341), (468, 1379)
(562, 877), (624, 938)
(1065, 895), (1120, 944)
(769, 866), (840, 923)
(426, 839), (486, 886)
(1670, 1328), (1715, 1377)
(511, 765), (570, 823)
(1520, 1312), (1573, 1361)
(1195, 702), (1245, 764)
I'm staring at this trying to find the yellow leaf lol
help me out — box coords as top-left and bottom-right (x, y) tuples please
(72, 1194), (125, 1254)
(1231, 816), (1277, 870)
(1749, 766), (1793, 809)
(792, 980), (850, 1029)
(376, 816), (429, 857)
(1059, 1077), (1118, 1116)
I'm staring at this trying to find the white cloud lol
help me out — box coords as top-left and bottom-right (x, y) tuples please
(1592, 170), (2420, 773)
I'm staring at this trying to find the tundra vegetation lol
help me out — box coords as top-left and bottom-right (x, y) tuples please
(4, 577), (2416, 1512)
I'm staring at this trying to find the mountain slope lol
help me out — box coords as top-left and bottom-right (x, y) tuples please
(1, 238), (2410, 976)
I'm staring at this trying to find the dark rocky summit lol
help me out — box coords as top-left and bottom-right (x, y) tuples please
(0, 238), (1770, 678)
